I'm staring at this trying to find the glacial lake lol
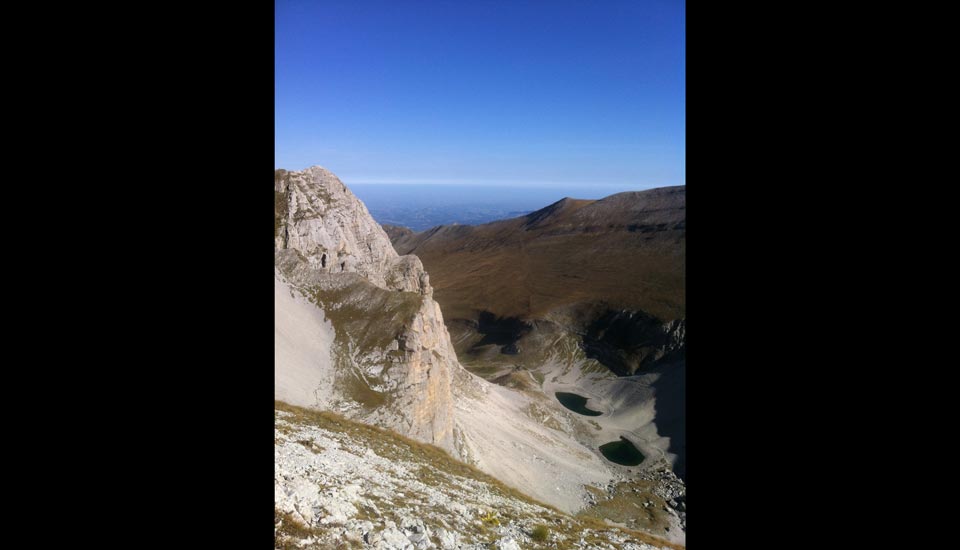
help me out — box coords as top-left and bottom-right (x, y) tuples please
(555, 392), (603, 416)
(599, 437), (646, 466)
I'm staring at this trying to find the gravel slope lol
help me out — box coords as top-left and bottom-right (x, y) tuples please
(275, 274), (336, 409)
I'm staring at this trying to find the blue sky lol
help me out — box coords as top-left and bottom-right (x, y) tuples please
(276, 0), (684, 189)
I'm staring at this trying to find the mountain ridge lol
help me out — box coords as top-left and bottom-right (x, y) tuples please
(389, 185), (685, 322)
(390, 186), (685, 240)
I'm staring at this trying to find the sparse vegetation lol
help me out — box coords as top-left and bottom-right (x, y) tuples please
(276, 401), (685, 550)
(480, 511), (500, 526)
(276, 401), (562, 512)
(275, 170), (291, 238)
(310, 278), (423, 352)
(532, 370), (545, 386)
(577, 479), (678, 544)
(275, 509), (325, 549)
(299, 277), (426, 410)
(522, 403), (565, 431)
(333, 361), (387, 409)
(275, 189), (289, 237)
(491, 369), (538, 392)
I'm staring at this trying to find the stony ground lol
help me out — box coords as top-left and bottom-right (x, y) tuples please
(275, 403), (683, 550)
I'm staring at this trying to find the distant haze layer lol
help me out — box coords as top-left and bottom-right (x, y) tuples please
(351, 183), (663, 231)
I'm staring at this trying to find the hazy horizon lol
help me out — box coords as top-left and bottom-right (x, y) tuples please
(349, 182), (677, 231)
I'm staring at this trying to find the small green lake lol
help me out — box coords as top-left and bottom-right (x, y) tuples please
(555, 392), (603, 416)
(599, 437), (646, 466)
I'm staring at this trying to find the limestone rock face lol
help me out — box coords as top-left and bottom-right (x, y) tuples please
(275, 166), (432, 296)
(275, 166), (454, 454)
(383, 298), (457, 450)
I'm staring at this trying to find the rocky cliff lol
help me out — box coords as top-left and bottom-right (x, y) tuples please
(275, 166), (454, 453)
(276, 167), (431, 296)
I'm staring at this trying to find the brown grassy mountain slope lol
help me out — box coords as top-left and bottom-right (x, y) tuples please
(382, 223), (414, 243)
(390, 186), (684, 323)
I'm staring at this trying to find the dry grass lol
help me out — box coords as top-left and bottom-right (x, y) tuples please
(275, 509), (334, 549)
(577, 515), (685, 550)
(333, 366), (387, 409)
(311, 279), (423, 352)
(391, 191), (685, 322)
(274, 401), (684, 550)
(490, 370), (538, 392)
(300, 277), (427, 409)
(576, 479), (684, 548)
(387, 188), (684, 388)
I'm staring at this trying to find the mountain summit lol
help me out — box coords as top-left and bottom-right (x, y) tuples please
(276, 166), (432, 295)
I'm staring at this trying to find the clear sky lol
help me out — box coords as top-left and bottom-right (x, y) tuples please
(275, 0), (684, 189)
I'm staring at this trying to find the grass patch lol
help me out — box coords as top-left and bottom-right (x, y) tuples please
(480, 511), (500, 526)
(335, 367), (387, 409)
(275, 509), (327, 549)
(311, 279), (423, 352)
(531, 524), (549, 541)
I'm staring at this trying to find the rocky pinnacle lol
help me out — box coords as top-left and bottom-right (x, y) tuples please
(275, 166), (433, 296)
